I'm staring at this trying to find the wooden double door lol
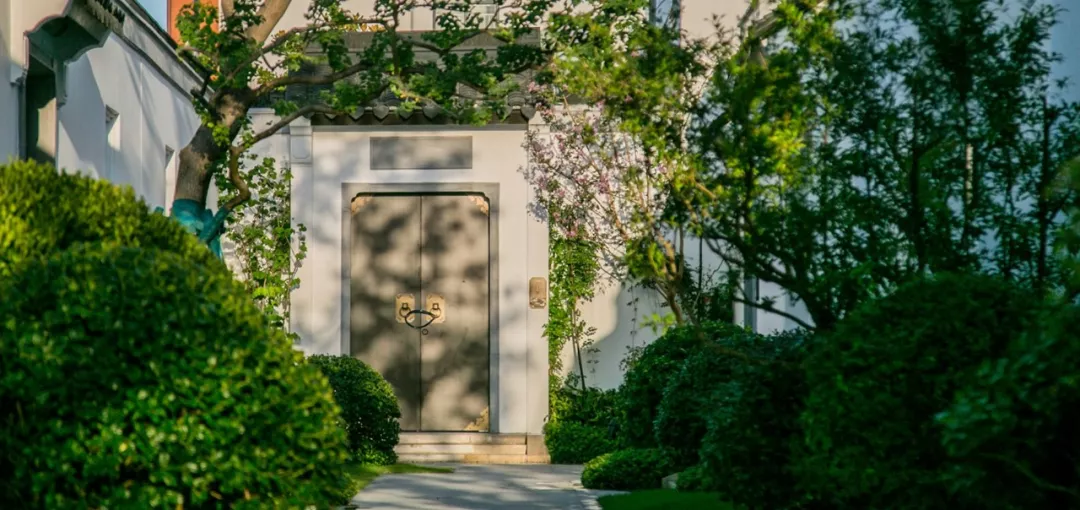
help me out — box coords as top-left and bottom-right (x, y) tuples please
(349, 193), (491, 432)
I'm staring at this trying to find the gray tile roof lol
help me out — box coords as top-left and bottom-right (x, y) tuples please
(256, 30), (542, 126)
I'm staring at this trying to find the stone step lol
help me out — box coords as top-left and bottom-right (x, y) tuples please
(396, 453), (465, 463)
(462, 454), (551, 464)
(394, 433), (548, 464)
(395, 443), (527, 455)
(396, 453), (551, 464)
(397, 432), (527, 445)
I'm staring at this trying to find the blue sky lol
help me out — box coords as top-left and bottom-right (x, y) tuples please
(137, 0), (168, 30)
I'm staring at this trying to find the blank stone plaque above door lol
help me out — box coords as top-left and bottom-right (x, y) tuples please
(370, 136), (473, 170)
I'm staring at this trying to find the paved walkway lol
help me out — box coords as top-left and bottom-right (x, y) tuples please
(348, 464), (625, 510)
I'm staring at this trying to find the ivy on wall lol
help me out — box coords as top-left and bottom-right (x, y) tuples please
(546, 231), (601, 420)
(215, 155), (306, 342)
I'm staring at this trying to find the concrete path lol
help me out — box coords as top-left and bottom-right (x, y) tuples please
(348, 464), (626, 510)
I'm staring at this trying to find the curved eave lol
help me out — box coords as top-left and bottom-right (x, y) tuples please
(308, 105), (536, 126)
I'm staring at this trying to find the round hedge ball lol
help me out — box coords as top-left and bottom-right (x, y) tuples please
(307, 354), (402, 465)
(0, 245), (351, 509)
(581, 448), (675, 491)
(0, 159), (223, 279)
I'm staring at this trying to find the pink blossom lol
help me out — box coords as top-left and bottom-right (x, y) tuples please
(598, 177), (611, 194)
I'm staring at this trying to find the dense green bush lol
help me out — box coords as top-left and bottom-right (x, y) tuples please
(654, 326), (760, 469)
(307, 354), (401, 465)
(698, 329), (815, 510)
(581, 448), (675, 491)
(676, 464), (711, 493)
(552, 385), (621, 428)
(797, 273), (1042, 509)
(619, 321), (743, 447)
(935, 303), (1080, 509)
(546, 385), (620, 464)
(0, 159), (222, 278)
(0, 245), (351, 508)
(545, 420), (618, 464)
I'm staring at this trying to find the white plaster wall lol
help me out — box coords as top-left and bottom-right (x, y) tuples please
(293, 126), (539, 434)
(565, 281), (667, 390)
(4, 0), (202, 208)
(682, 0), (749, 42)
(6, 0), (68, 76)
(56, 35), (200, 209)
(276, 0), (437, 33)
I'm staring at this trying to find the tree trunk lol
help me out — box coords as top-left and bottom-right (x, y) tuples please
(175, 125), (226, 209)
(175, 90), (253, 209)
(169, 91), (254, 256)
(1035, 98), (1054, 294)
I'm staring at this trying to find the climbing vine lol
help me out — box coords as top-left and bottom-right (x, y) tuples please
(215, 154), (306, 342)
(547, 231), (601, 420)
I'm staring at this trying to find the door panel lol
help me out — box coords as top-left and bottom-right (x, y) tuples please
(349, 194), (422, 431)
(419, 194), (491, 431)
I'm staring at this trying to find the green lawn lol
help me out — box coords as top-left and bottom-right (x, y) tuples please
(597, 490), (731, 510)
(344, 463), (454, 493)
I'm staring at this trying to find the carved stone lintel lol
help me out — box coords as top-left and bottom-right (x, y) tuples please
(467, 195), (489, 216)
(351, 195), (374, 214)
(464, 407), (490, 432)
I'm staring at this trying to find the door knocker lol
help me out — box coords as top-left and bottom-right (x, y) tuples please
(396, 293), (446, 329)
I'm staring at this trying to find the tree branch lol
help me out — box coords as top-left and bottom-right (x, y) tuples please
(258, 59), (381, 94)
(218, 18), (388, 97)
(731, 293), (815, 330)
(247, 0), (293, 45)
(243, 103), (345, 151)
(223, 146), (251, 212)
(404, 29), (485, 56)
(979, 453), (1080, 501)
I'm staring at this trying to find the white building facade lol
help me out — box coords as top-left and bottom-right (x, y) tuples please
(2, 0), (204, 210)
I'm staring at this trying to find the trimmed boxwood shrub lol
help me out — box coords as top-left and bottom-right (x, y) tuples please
(308, 354), (401, 465)
(618, 321), (743, 448)
(581, 448), (675, 491)
(0, 245), (351, 508)
(698, 329), (815, 510)
(0, 159), (222, 279)
(935, 303), (1080, 509)
(797, 273), (1042, 509)
(654, 326), (761, 469)
(544, 420), (617, 464)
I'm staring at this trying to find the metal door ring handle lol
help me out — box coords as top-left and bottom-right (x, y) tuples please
(402, 309), (438, 329)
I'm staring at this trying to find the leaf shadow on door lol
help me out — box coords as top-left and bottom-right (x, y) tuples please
(349, 194), (492, 431)
(350, 195), (423, 429)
